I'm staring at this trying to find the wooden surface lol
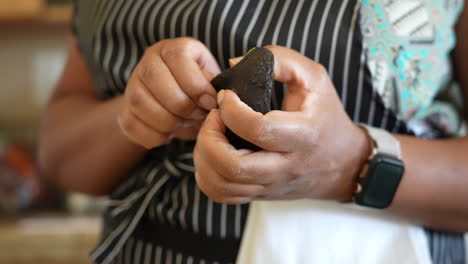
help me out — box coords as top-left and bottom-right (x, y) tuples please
(0, 0), (43, 19)
(0, 0), (71, 25)
(0, 214), (100, 264)
(40, 5), (71, 24)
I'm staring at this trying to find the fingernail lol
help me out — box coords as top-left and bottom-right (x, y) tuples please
(217, 90), (225, 105)
(199, 94), (217, 110)
(189, 108), (208, 120)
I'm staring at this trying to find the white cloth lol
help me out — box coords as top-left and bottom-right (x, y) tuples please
(236, 200), (432, 264)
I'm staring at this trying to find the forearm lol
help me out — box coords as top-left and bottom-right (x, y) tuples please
(388, 135), (468, 231)
(38, 95), (146, 196)
(394, 0), (468, 231)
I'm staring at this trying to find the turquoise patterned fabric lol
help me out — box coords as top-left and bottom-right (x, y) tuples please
(361, 0), (465, 138)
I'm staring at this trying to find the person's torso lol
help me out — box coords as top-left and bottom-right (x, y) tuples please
(71, 1), (466, 263)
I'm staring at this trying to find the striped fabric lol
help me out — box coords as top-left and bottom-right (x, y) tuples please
(426, 230), (467, 264)
(71, 1), (465, 263)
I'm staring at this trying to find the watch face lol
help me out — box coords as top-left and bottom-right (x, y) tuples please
(356, 154), (404, 209)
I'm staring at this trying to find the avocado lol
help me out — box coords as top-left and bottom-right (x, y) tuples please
(211, 47), (274, 151)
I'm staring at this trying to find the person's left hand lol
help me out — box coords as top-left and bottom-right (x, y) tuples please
(193, 46), (371, 204)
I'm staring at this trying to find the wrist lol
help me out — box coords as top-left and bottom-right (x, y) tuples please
(113, 96), (148, 153)
(334, 123), (373, 202)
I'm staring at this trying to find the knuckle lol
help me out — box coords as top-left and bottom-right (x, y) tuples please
(118, 112), (136, 135)
(176, 36), (198, 45)
(161, 42), (188, 61)
(314, 63), (329, 83)
(126, 88), (143, 109)
(137, 61), (159, 82)
(176, 37), (204, 51)
(262, 45), (277, 51)
(161, 46), (178, 61)
(161, 37), (203, 61)
(252, 116), (271, 140)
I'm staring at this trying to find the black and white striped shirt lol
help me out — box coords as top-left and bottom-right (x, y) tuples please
(71, 0), (466, 263)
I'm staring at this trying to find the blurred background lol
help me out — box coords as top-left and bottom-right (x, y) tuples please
(1, 1), (467, 264)
(0, 0), (104, 263)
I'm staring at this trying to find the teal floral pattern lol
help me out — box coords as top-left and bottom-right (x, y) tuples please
(361, 0), (465, 137)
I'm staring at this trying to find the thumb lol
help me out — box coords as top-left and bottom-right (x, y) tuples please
(263, 45), (329, 112)
(202, 69), (217, 81)
(199, 109), (228, 143)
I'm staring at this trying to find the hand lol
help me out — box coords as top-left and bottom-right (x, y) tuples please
(118, 38), (221, 149)
(193, 46), (371, 204)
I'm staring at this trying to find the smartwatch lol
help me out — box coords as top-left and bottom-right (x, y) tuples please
(354, 125), (405, 209)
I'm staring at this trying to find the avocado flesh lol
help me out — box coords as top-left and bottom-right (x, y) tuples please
(211, 47), (274, 150)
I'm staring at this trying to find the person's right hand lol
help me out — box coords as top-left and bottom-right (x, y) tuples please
(118, 38), (221, 149)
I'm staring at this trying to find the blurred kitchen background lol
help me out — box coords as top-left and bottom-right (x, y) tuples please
(0, 0), (103, 263)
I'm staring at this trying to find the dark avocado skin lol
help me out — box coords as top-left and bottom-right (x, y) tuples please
(211, 47), (274, 151)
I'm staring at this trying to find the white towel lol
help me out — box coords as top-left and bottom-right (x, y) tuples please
(237, 200), (432, 264)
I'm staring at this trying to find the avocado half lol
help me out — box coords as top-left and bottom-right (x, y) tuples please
(211, 47), (274, 151)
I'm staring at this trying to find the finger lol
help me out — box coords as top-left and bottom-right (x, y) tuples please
(196, 109), (244, 180)
(218, 90), (312, 152)
(263, 45), (325, 89)
(161, 39), (221, 111)
(196, 109), (237, 176)
(197, 109), (232, 150)
(126, 77), (185, 134)
(195, 115), (261, 204)
(264, 45), (332, 112)
(223, 150), (292, 186)
(136, 51), (207, 120)
(202, 69), (216, 81)
(118, 107), (169, 149)
(172, 122), (202, 141)
(256, 178), (304, 200)
(194, 159), (264, 201)
(197, 109), (296, 186)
